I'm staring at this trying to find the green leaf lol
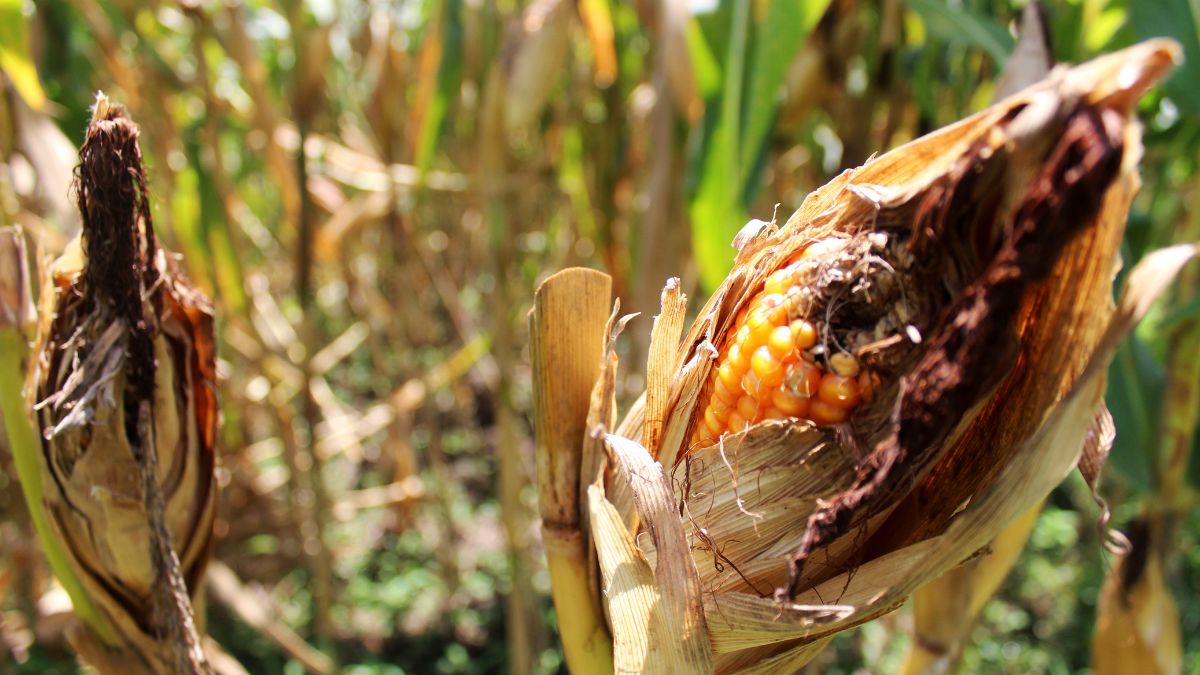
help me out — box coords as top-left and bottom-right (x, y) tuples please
(690, 0), (752, 291)
(906, 0), (1015, 66)
(0, 0), (46, 109)
(1105, 336), (1164, 492)
(1129, 0), (1200, 113)
(686, 18), (722, 99)
(689, 0), (831, 290)
(739, 0), (831, 192)
(415, 0), (463, 175)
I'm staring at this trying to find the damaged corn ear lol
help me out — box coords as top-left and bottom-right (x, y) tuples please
(574, 40), (1189, 675)
(29, 94), (217, 673)
(691, 244), (873, 451)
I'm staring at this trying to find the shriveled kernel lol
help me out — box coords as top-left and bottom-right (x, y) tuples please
(787, 360), (823, 398)
(858, 370), (876, 402)
(818, 373), (862, 408)
(742, 370), (768, 399)
(809, 399), (848, 425)
(829, 352), (861, 377)
(750, 346), (785, 388)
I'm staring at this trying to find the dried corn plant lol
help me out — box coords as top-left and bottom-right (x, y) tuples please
(25, 95), (217, 673)
(532, 40), (1197, 673)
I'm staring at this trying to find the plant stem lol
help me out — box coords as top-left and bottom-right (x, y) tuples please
(0, 331), (116, 646)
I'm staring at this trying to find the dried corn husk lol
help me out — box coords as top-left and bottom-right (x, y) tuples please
(533, 40), (1195, 674)
(503, 0), (573, 137)
(898, 501), (1044, 675)
(1092, 518), (1182, 675)
(28, 96), (216, 673)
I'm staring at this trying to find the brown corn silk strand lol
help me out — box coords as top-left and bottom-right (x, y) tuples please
(76, 102), (160, 456)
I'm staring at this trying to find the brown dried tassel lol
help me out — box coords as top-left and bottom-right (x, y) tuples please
(30, 94), (217, 674)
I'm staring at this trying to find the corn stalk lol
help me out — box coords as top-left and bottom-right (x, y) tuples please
(530, 268), (616, 674)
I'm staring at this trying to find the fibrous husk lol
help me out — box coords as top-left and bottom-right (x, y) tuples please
(546, 40), (1193, 673)
(29, 95), (216, 673)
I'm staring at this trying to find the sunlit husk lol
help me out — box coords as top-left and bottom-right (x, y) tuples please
(30, 236), (218, 672)
(568, 40), (1189, 673)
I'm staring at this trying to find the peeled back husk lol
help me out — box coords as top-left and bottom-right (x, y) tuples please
(572, 40), (1192, 673)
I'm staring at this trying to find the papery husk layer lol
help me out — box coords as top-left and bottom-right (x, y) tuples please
(584, 40), (1189, 674)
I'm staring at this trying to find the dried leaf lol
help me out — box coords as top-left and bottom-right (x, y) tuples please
(503, 0), (572, 136)
(529, 267), (615, 674)
(643, 278), (687, 460)
(604, 434), (713, 673)
(1092, 519), (1182, 675)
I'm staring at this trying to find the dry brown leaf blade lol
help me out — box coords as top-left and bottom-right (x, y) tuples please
(588, 483), (663, 674)
(1092, 518), (1183, 675)
(529, 267), (615, 674)
(643, 278), (687, 460)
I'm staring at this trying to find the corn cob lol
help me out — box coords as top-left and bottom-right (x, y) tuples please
(690, 244), (875, 450)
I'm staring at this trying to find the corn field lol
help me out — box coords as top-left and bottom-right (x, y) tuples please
(0, 1), (1198, 674)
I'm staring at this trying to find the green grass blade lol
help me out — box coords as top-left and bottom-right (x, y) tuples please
(739, 0), (831, 192)
(0, 331), (117, 645)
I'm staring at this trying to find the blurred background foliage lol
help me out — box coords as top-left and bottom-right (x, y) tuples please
(0, 0), (1197, 672)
